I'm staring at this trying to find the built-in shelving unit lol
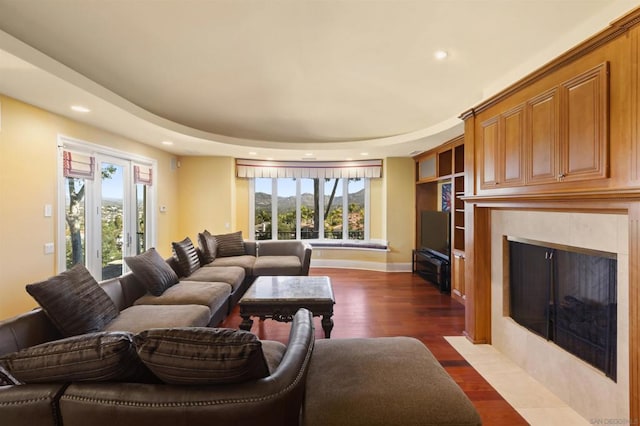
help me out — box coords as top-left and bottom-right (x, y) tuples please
(414, 135), (465, 303)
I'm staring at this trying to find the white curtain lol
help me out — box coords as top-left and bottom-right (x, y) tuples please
(236, 159), (382, 179)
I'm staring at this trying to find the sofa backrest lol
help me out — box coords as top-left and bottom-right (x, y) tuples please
(0, 309), (61, 357)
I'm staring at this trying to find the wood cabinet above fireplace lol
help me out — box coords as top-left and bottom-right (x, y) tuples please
(476, 62), (609, 192)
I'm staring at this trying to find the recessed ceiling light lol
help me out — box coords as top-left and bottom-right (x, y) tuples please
(434, 50), (448, 60)
(346, 158), (353, 161)
(266, 157), (274, 161)
(249, 151), (257, 156)
(360, 152), (369, 156)
(304, 153), (314, 157)
(162, 141), (174, 145)
(71, 105), (90, 113)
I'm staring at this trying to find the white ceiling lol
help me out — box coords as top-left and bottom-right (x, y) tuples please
(0, 0), (637, 160)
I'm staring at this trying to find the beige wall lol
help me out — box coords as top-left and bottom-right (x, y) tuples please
(0, 95), (179, 319)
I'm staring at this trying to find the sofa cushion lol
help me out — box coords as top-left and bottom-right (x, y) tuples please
(134, 281), (230, 315)
(134, 327), (270, 385)
(209, 255), (256, 277)
(0, 332), (149, 384)
(215, 231), (246, 257)
(172, 237), (201, 277)
(124, 248), (179, 296)
(0, 365), (20, 385)
(25, 263), (119, 337)
(303, 337), (482, 426)
(261, 340), (287, 374)
(103, 304), (211, 334)
(198, 230), (217, 264)
(186, 265), (245, 292)
(254, 255), (303, 276)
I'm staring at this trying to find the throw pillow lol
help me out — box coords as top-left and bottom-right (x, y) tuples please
(124, 248), (179, 296)
(134, 327), (270, 385)
(197, 230), (217, 264)
(0, 332), (152, 384)
(25, 263), (119, 337)
(214, 231), (246, 257)
(171, 237), (201, 277)
(0, 365), (20, 385)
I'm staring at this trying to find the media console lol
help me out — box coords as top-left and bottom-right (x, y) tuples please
(412, 249), (450, 293)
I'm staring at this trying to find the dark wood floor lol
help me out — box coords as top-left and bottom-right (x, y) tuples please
(220, 268), (528, 425)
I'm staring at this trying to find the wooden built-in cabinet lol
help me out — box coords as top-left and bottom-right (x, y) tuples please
(479, 105), (525, 189)
(414, 136), (466, 304)
(478, 62), (609, 191)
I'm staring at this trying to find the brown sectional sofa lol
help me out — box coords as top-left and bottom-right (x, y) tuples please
(0, 237), (482, 425)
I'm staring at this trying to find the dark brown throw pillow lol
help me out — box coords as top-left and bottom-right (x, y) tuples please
(25, 264), (119, 337)
(0, 365), (21, 385)
(171, 237), (201, 277)
(214, 231), (246, 257)
(124, 248), (179, 296)
(198, 230), (217, 264)
(0, 332), (151, 384)
(134, 327), (270, 385)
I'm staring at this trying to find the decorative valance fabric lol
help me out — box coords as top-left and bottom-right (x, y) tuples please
(134, 164), (153, 185)
(63, 150), (95, 180)
(236, 159), (382, 179)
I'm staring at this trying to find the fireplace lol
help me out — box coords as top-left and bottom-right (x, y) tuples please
(508, 238), (617, 380)
(490, 210), (629, 420)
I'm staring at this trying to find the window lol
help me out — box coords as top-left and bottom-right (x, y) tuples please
(57, 136), (156, 279)
(251, 177), (369, 241)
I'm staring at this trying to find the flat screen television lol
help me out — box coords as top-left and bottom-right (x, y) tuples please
(419, 210), (450, 259)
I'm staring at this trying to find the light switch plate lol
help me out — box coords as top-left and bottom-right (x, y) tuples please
(44, 204), (52, 217)
(44, 243), (54, 254)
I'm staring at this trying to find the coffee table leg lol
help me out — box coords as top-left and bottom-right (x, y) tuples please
(321, 315), (334, 338)
(240, 314), (253, 332)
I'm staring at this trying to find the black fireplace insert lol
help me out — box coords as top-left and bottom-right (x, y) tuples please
(508, 237), (617, 380)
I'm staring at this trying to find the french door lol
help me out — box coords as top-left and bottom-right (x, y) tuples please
(58, 138), (155, 279)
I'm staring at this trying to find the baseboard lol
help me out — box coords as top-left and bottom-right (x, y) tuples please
(310, 259), (412, 272)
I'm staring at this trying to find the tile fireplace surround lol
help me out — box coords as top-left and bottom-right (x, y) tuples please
(490, 210), (629, 421)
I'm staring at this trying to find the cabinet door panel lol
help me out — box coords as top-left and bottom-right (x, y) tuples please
(480, 117), (499, 188)
(502, 106), (524, 186)
(561, 63), (608, 181)
(527, 89), (559, 184)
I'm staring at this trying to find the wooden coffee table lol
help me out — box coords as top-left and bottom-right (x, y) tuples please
(239, 276), (335, 338)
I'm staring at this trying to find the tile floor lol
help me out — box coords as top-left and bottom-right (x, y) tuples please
(445, 336), (591, 426)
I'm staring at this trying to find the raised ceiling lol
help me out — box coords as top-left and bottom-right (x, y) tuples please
(0, 0), (636, 160)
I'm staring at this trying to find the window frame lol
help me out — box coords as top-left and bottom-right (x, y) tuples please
(249, 177), (370, 241)
(56, 135), (158, 276)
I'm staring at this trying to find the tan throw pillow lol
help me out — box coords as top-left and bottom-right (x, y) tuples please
(214, 231), (246, 257)
(124, 248), (179, 296)
(25, 264), (119, 337)
(171, 237), (201, 277)
(134, 327), (270, 385)
(197, 230), (217, 264)
(0, 332), (151, 384)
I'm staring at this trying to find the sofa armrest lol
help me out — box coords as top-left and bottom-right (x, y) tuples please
(58, 309), (315, 426)
(257, 240), (313, 275)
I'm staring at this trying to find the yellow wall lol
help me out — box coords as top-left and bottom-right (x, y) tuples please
(0, 95), (179, 319)
(175, 156), (243, 241)
(384, 157), (415, 264)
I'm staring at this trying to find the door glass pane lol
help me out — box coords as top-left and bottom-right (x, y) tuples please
(135, 184), (147, 254)
(65, 177), (86, 268)
(254, 178), (272, 240)
(324, 178), (342, 239)
(300, 178), (317, 239)
(348, 179), (365, 240)
(101, 163), (124, 280)
(277, 178), (296, 240)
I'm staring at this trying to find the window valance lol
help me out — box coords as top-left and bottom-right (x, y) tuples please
(236, 159), (382, 179)
(63, 150), (95, 180)
(134, 164), (153, 185)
